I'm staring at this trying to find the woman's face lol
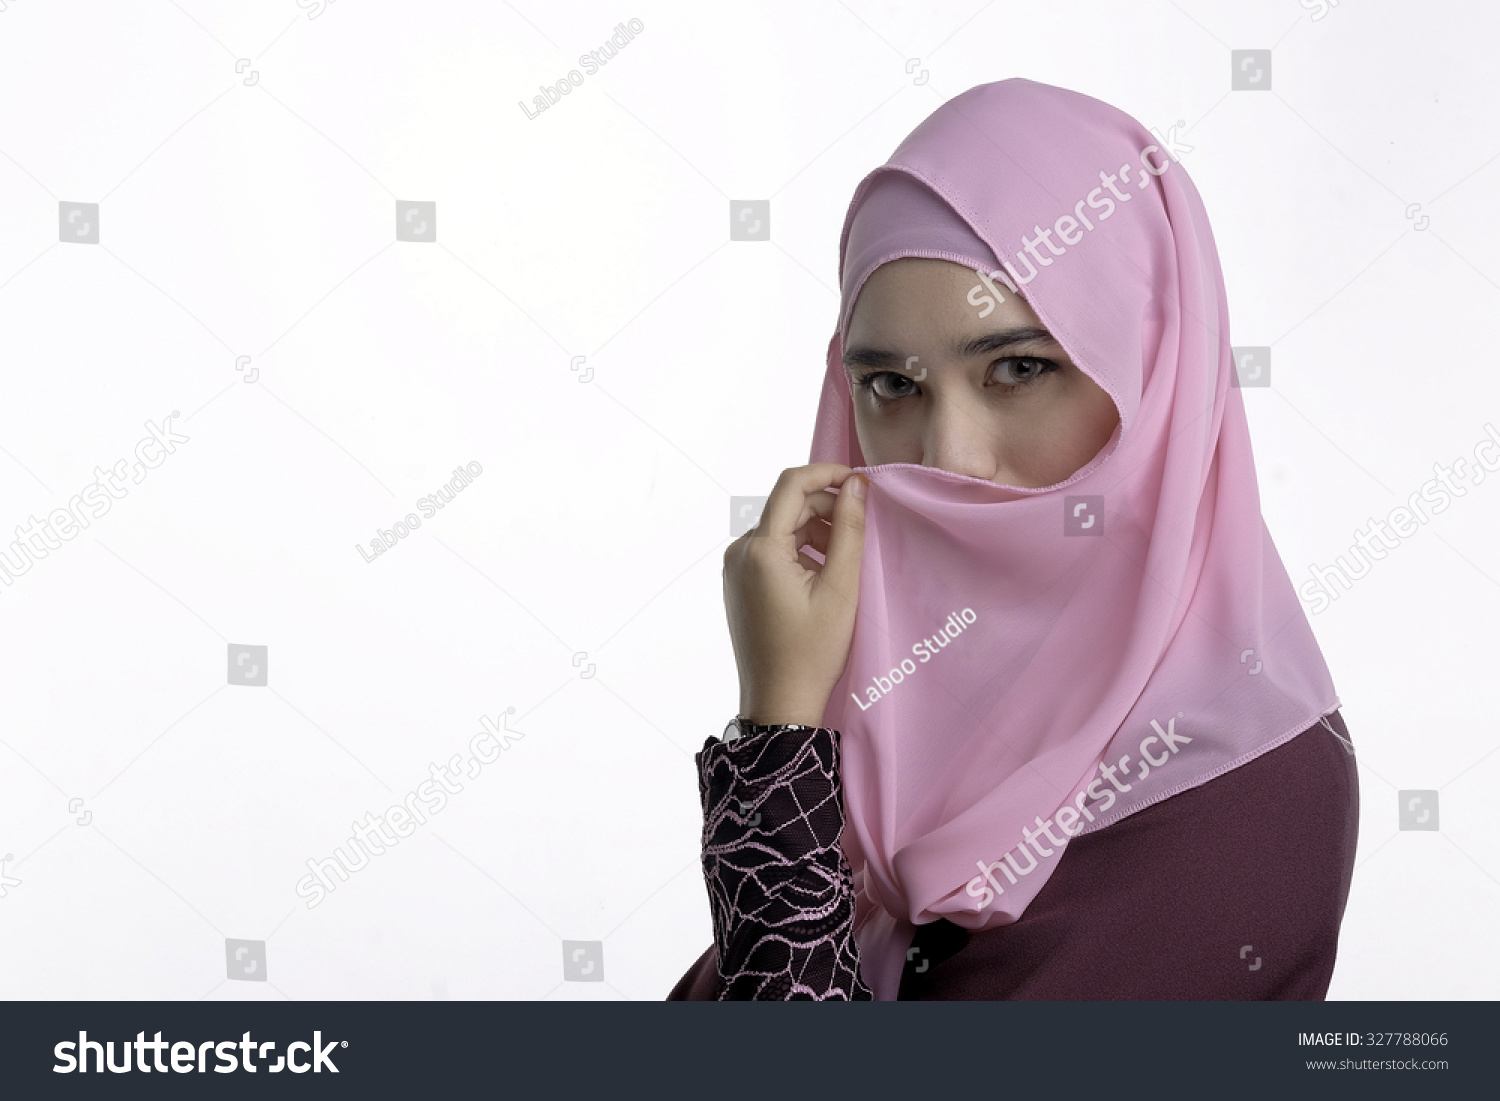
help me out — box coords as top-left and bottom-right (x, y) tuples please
(843, 258), (1120, 488)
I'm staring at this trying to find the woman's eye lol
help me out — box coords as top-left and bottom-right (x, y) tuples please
(992, 357), (1056, 386)
(857, 372), (916, 401)
(855, 357), (1057, 403)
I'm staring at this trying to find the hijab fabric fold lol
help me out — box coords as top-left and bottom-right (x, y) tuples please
(808, 78), (1340, 1000)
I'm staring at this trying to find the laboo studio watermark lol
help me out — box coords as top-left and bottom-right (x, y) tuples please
(355, 463), (481, 562)
(518, 19), (644, 119)
(852, 607), (977, 711)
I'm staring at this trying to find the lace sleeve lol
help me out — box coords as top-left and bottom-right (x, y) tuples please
(695, 723), (874, 1000)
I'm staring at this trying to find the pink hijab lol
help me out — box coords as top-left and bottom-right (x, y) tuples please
(809, 78), (1340, 1000)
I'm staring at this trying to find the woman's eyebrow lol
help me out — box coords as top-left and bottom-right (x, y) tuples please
(843, 325), (1059, 370)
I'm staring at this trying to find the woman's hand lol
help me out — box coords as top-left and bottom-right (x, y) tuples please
(723, 464), (868, 727)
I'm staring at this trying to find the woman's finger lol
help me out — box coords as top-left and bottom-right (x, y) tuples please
(792, 515), (833, 557)
(762, 489), (840, 561)
(757, 464), (852, 541)
(800, 489), (839, 526)
(816, 472), (867, 602)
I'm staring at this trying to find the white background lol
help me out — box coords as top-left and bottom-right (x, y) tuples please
(0, 0), (1495, 1000)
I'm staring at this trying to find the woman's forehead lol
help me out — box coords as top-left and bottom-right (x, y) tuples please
(849, 263), (1042, 332)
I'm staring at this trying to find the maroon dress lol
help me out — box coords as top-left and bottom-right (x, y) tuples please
(667, 711), (1358, 1000)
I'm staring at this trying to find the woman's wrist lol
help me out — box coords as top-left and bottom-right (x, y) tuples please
(738, 696), (830, 729)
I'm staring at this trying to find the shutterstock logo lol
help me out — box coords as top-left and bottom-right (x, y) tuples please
(54, 1030), (343, 1074)
(1064, 495), (1104, 536)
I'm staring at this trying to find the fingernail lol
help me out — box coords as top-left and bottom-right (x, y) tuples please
(850, 475), (866, 500)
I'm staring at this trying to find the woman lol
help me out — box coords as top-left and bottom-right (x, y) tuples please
(668, 78), (1358, 1000)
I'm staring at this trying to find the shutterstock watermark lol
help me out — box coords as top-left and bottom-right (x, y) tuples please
(1298, 424), (1500, 615)
(964, 714), (1193, 910)
(355, 462), (482, 562)
(295, 710), (525, 908)
(0, 412), (189, 593)
(966, 126), (1193, 318)
(1299, 0), (1341, 21)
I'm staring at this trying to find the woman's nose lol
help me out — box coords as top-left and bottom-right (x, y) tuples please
(921, 396), (998, 481)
